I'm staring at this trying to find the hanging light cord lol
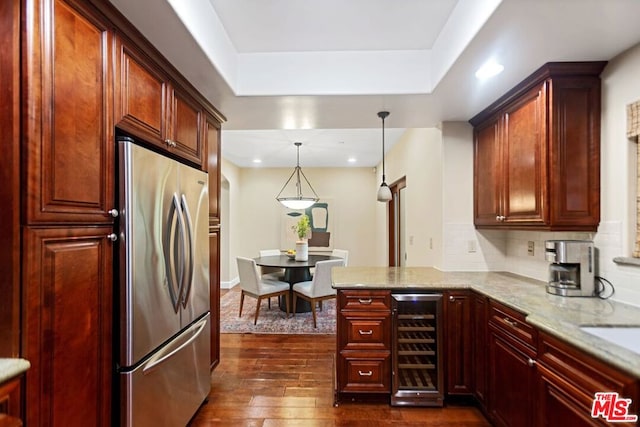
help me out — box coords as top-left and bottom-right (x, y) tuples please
(276, 142), (319, 200)
(378, 111), (390, 184)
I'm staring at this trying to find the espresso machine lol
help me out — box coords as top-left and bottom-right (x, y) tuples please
(544, 240), (596, 297)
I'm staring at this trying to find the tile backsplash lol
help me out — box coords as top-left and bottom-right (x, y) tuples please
(443, 222), (640, 307)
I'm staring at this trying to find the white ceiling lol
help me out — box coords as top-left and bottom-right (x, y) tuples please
(108, 0), (640, 167)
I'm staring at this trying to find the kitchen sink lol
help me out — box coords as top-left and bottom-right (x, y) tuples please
(579, 326), (640, 355)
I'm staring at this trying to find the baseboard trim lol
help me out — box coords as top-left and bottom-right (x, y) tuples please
(221, 277), (239, 289)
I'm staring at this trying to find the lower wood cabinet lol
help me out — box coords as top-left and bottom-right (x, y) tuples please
(0, 376), (22, 423)
(536, 332), (639, 427)
(336, 290), (391, 400)
(488, 300), (537, 427)
(473, 292), (489, 410)
(23, 227), (113, 427)
(444, 290), (473, 395)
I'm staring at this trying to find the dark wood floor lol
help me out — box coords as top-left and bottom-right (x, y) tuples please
(189, 333), (491, 426)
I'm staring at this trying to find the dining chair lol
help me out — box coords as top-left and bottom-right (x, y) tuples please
(259, 249), (286, 281)
(331, 249), (349, 266)
(292, 259), (345, 328)
(236, 257), (290, 324)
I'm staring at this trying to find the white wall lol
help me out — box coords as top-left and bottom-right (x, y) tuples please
(382, 128), (444, 267)
(220, 159), (240, 288)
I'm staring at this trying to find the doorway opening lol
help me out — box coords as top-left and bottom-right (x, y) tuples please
(388, 177), (406, 267)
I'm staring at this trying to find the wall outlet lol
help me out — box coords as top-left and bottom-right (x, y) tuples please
(527, 241), (535, 256)
(467, 240), (477, 253)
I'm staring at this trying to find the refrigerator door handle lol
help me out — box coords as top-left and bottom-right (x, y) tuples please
(164, 193), (185, 312)
(141, 314), (209, 375)
(180, 194), (195, 308)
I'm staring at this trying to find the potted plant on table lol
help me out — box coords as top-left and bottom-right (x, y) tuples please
(292, 214), (311, 261)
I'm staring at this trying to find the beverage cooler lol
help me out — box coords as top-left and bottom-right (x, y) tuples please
(391, 294), (443, 406)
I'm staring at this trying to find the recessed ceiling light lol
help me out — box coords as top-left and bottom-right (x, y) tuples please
(252, 158), (262, 164)
(348, 157), (357, 163)
(475, 60), (504, 80)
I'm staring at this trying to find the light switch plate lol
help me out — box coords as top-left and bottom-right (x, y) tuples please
(527, 241), (535, 256)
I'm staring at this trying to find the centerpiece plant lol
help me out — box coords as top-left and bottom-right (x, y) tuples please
(292, 214), (311, 261)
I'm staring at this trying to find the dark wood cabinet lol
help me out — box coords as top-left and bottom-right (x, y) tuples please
(23, 226), (114, 427)
(209, 226), (221, 369)
(206, 115), (222, 224)
(473, 292), (489, 409)
(0, 0), (21, 360)
(115, 36), (169, 144)
(0, 376), (22, 423)
(487, 300), (538, 427)
(471, 62), (606, 231)
(115, 36), (207, 169)
(24, 0), (115, 225)
(444, 290), (473, 395)
(336, 290), (392, 400)
(536, 332), (639, 427)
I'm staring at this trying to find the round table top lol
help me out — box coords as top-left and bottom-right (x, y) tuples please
(254, 254), (337, 268)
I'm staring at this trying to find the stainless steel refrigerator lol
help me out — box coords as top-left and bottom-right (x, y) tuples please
(116, 136), (210, 426)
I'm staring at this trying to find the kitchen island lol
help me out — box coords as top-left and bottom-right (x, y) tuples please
(332, 267), (640, 425)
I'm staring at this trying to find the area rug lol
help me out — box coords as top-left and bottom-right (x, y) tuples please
(219, 286), (336, 334)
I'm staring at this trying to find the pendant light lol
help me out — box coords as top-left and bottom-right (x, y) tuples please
(276, 142), (319, 209)
(377, 111), (392, 202)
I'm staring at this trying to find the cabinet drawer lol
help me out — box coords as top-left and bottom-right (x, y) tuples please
(339, 314), (390, 351)
(339, 352), (391, 393)
(489, 300), (537, 349)
(339, 290), (391, 311)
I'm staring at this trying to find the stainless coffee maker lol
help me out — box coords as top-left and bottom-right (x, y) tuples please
(544, 240), (596, 297)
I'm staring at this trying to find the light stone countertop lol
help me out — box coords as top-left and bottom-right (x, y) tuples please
(0, 358), (30, 384)
(332, 266), (640, 378)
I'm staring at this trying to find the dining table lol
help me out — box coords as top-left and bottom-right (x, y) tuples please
(254, 254), (339, 313)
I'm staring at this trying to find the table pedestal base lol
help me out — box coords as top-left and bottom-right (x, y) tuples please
(280, 268), (312, 313)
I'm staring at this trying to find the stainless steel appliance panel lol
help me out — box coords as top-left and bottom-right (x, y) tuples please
(121, 313), (211, 427)
(177, 163), (210, 327)
(119, 141), (182, 366)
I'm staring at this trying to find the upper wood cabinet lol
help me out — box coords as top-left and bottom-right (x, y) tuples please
(206, 114), (221, 224)
(115, 36), (207, 169)
(470, 62), (606, 231)
(23, 0), (115, 225)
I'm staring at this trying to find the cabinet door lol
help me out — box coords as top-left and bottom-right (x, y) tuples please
(115, 36), (168, 144)
(444, 291), (473, 395)
(502, 83), (548, 225)
(474, 117), (502, 226)
(24, 0), (114, 224)
(206, 114), (221, 223)
(473, 293), (489, 408)
(23, 226), (113, 427)
(167, 87), (205, 167)
(0, 377), (22, 421)
(548, 77), (601, 229)
(489, 329), (536, 427)
(209, 227), (220, 369)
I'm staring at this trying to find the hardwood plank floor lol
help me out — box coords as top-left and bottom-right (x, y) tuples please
(189, 333), (491, 426)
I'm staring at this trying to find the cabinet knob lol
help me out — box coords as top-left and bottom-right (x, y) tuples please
(503, 317), (518, 328)
(495, 215), (506, 221)
(527, 358), (536, 367)
(108, 209), (119, 218)
(449, 295), (455, 302)
(107, 233), (118, 242)
(165, 139), (177, 148)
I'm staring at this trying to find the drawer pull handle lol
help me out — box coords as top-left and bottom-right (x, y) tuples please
(503, 317), (518, 328)
(358, 330), (373, 335)
(358, 370), (373, 377)
(358, 298), (373, 305)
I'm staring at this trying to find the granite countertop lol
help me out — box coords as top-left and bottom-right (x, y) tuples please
(0, 358), (30, 384)
(332, 266), (640, 378)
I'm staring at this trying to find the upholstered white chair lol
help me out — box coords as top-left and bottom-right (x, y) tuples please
(292, 259), (344, 328)
(236, 257), (290, 324)
(331, 249), (349, 266)
(259, 249), (286, 281)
